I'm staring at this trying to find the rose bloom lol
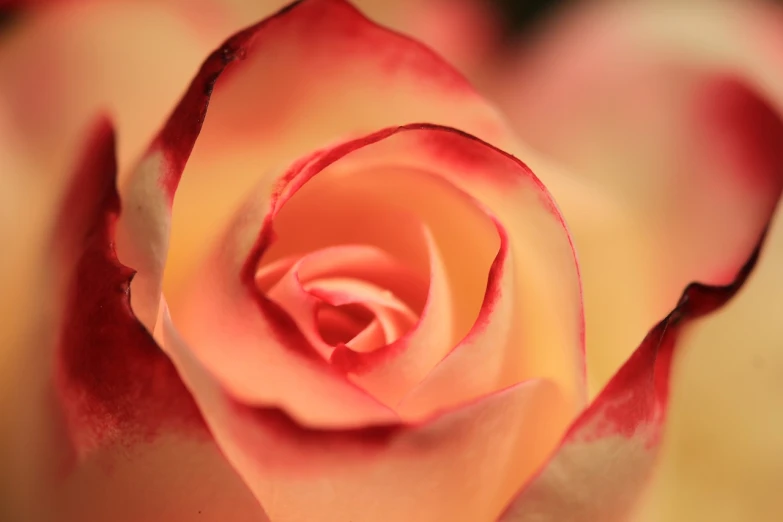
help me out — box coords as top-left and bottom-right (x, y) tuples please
(0, 0), (782, 521)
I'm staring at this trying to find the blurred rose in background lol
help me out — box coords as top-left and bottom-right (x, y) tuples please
(1, 0), (782, 521)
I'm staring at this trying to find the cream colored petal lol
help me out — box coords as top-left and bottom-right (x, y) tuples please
(631, 192), (783, 520)
(480, 0), (783, 395)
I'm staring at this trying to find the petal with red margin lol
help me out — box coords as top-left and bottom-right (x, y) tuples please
(165, 124), (581, 428)
(478, 0), (783, 395)
(4, 119), (270, 522)
(0, 0), (227, 176)
(498, 239), (763, 522)
(324, 126), (586, 417)
(630, 194), (783, 519)
(156, 0), (518, 305)
(162, 302), (571, 522)
(53, 120), (208, 459)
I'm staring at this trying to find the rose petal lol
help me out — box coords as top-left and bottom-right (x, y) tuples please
(322, 127), (586, 418)
(258, 244), (426, 309)
(1, 119), (270, 521)
(478, 0), (783, 394)
(345, 319), (386, 352)
(629, 199), (783, 517)
(329, 223), (456, 406)
(159, 0), (516, 301)
(0, 0), (226, 176)
(499, 236), (763, 521)
(124, 0), (524, 430)
(305, 278), (418, 336)
(163, 125), (492, 427)
(265, 245), (422, 357)
(52, 120), (208, 456)
(0, 98), (61, 522)
(165, 123), (581, 427)
(162, 303), (572, 522)
(160, 123), (581, 520)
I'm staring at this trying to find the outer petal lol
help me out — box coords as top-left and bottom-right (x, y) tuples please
(499, 236), (763, 522)
(0, 98), (61, 522)
(158, 0), (517, 300)
(163, 305), (571, 522)
(476, 0), (783, 394)
(53, 121), (207, 457)
(0, 120), (270, 521)
(0, 0), (228, 175)
(630, 182), (783, 518)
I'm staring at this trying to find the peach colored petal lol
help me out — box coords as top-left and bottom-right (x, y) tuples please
(0, 0), (226, 176)
(114, 0), (528, 433)
(114, 0), (519, 334)
(500, 239), (762, 521)
(0, 119), (270, 521)
(258, 244), (426, 308)
(161, 301), (571, 522)
(156, 126), (582, 522)
(162, 124), (493, 428)
(475, 0), (783, 395)
(305, 278), (418, 336)
(265, 245), (421, 357)
(160, 0), (517, 303)
(0, 97), (61, 522)
(345, 319), (386, 352)
(330, 224), (456, 407)
(327, 127), (586, 417)
(630, 172), (783, 519)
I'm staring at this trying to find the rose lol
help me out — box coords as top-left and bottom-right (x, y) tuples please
(0, 1), (781, 522)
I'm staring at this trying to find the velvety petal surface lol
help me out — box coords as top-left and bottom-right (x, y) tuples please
(0, 120), (271, 522)
(159, 122), (582, 520)
(500, 233), (763, 522)
(0, 0), (230, 175)
(116, 0), (584, 416)
(630, 179), (783, 520)
(159, 0), (518, 299)
(101, 2), (586, 519)
(163, 307), (571, 522)
(471, 0), (783, 394)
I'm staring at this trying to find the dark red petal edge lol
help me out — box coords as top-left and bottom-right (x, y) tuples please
(139, 0), (584, 435)
(150, 1), (305, 201)
(497, 227), (765, 518)
(55, 119), (206, 460)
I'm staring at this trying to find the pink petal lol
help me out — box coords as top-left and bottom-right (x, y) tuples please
(4, 119), (269, 521)
(162, 122), (581, 519)
(157, 0), (516, 307)
(54, 120), (207, 458)
(499, 239), (762, 521)
(0, 0), (226, 176)
(305, 277), (418, 339)
(330, 224), (456, 406)
(265, 245), (423, 357)
(163, 303), (572, 521)
(345, 318), (387, 352)
(320, 126), (587, 418)
(475, 0), (783, 394)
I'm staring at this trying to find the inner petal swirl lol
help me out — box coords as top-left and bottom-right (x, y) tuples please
(252, 159), (501, 407)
